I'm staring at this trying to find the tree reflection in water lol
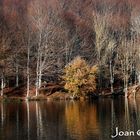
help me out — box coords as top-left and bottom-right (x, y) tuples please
(0, 98), (140, 140)
(26, 101), (30, 140)
(125, 98), (130, 131)
(36, 102), (44, 140)
(65, 100), (99, 140)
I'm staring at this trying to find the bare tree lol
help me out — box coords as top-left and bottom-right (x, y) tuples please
(131, 15), (140, 85)
(93, 10), (114, 90)
(28, 0), (48, 96)
(0, 31), (11, 96)
(105, 39), (116, 93)
(28, 0), (57, 96)
(22, 25), (33, 98)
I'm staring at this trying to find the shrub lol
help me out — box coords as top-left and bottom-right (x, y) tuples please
(63, 56), (98, 97)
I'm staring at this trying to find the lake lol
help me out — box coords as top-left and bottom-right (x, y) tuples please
(0, 97), (140, 140)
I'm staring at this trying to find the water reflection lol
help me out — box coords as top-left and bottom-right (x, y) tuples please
(26, 101), (30, 140)
(125, 98), (130, 131)
(1, 103), (5, 127)
(35, 102), (46, 140)
(65, 101), (99, 140)
(0, 98), (140, 140)
(111, 99), (116, 139)
(128, 98), (140, 132)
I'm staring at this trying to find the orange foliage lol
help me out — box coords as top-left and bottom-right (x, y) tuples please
(63, 56), (98, 97)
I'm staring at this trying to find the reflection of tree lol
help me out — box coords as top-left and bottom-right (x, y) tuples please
(26, 101), (30, 140)
(36, 102), (44, 140)
(111, 99), (116, 139)
(132, 98), (139, 131)
(0, 102), (6, 140)
(125, 98), (130, 132)
(0, 102), (6, 128)
(135, 99), (140, 129)
(65, 101), (99, 140)
(129, 98), (140, 131)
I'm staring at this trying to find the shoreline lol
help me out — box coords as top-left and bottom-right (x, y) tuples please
(0, 91), (125, 102)
(4, 84), (140, 102)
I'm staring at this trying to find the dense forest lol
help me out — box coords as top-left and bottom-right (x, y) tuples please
(0, 0), (140, 98)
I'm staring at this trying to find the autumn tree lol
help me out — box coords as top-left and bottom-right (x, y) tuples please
(63, 56), (98, 98)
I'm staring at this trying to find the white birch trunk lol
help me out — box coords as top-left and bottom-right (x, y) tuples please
(38, 71), (42, 89)
(26, 46), (30, 98)
(1, 74), (4, 96)
(36, 32), (42, 97)
(138, 73), (140, 85)
(38, 51), (42, 89)
(35, 54), (39, 97)
(109, 60), (114, 93)
(125, 75), (128, 98)
(35, 75), (39, 97)
(16, 64), (19, 87)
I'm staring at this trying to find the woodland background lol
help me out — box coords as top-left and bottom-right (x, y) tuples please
(0, 0), (140, 97)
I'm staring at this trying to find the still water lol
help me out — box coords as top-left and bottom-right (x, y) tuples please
(0, 97), (140, 140)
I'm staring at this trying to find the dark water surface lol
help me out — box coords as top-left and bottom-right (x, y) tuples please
(0, 97), (140, 140)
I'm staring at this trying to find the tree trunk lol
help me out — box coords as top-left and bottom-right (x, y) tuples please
(27, 71), (30, 98)
(138, 73), (140, 85)
(38, 71), (42, 89)
(38, 52), (42, 89)
(35, 75), (39, 97)
(16, 64), (19, 87)
(35, 54), (39, 97)
(125, 75), (128, 98)
(110, 60), (114, 94)
(65, 44), (68, 65)
(97, 50), (102, 90)
(1, 74), (4, 96)
(26, 46), (30, 98)
(35, 32), (42, 97)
